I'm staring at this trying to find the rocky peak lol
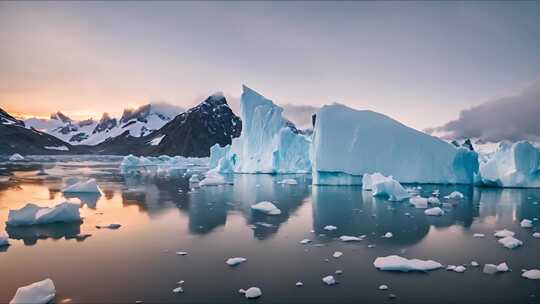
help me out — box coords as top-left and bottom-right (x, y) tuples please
(50, 111), (72, 123)
(93, 113), (117, 134)
(120, 104), (152, 124)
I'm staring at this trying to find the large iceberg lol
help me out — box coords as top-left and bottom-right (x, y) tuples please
(6, 202), (81, 227)
(208, 86), (311, 174)
(311, 104), (479, 185)
(477, 141), (540, 188)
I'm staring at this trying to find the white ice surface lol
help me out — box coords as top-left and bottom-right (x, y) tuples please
(9, 278), (55, 304)
(6, 202), (81, 227)
(62, 178), (102, 194)
(251, 201), (281, 215)
(373, 255), (443, 272)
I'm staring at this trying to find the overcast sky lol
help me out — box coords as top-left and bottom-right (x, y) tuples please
(1, 1), (539, 134)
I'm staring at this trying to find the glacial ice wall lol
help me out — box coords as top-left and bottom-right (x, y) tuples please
(209, 86), (311, 174)
(311, 104), (479, 185)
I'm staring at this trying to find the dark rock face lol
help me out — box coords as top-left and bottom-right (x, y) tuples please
(50, 111), (72, 123)
(120, 105), (152, 124)
(451, 138), (475, 151)
(92, 94), (241, 157)
(93, 113), (117, 134)
(0, 108), (24, 126)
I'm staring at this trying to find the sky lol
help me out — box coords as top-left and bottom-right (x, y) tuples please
(1, 1), (539, 133)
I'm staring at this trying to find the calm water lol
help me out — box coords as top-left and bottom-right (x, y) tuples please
(1, 157), (539, 303)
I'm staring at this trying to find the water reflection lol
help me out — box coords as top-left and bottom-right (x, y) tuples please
(6, 222), (87, 246)
(64, 193), (101, 209)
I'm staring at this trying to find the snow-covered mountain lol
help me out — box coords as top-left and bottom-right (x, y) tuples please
(24, 103), (185, 146)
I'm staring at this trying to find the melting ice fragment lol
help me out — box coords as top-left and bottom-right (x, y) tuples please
(226, 257), (247, 266)
(498, 236), (523, 249)
(9, 278), (55, 304)
(494, 229), (515, 238)
(332, 251), (343, 258)
(410, 196), (428, 209)
(6, 202), (81, 227)
(251, 201), (281, 215)
(243, 287), (262, 299)
(424, 207), (444, 216)
(373, 255), (443, 272)
(520, 219), (533, 228)
(522, 269), (540, 280)
(62, 178), (102, 194)
(370, 174), (411, 201)
(339, 235), (363, 242)
(323, 225), (337, 231)
(322, 276), (336, 285)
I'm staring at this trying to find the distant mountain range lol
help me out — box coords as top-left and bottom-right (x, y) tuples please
(1, 94), (241, 157)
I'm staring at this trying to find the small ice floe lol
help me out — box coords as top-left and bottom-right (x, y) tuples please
(251, 201), (281, 215)
(453, 266), (466, 273)
(199, 171), (232, 186)
(522, 269), (540, 280)
(323, 225), (337, 231)
(9, 153), (24, 161)
(322, 275), (336, 285)
(382, 232), (393, 239)
(175, 251), (188, 256)
(533, 232), (540, 238)
(498, 236), (523, 249)
(296, 281), (303, 287)
(335, 270), (343, 275)
(62, 178), (102, 194)
(520, 219), (533, 228)
(9, 278), (55, 304)
(339, 235), (363, 242)
(240, 287), (262, 299)
(278, 178), (297, 185)
(172, 287), (183, 294)
(254, 222), (273, 228)
(483, 263), (510, 274)
(333, 251), (343, 258)
(445, 191), (464, 199)
(226, 257), (247, 266)
(95, 223), (121, 229)
(410, 197), (428, 209)
(188, 174), (199, 183)
(0, 233), (10, 247)
(373, 255), (442, 272)
(378, 285), (388, 290)
(6, 202), (81, 227)
(368, 244), (376, 248)
(473, 233), (485, 238)
(300, 239), (311, 245)
(427, 197), (440, 205)
(446, 265), (456, 271)
(424, 207), (444, 216)
(494, 229), (515, 238)
(471, 261), (479, 267)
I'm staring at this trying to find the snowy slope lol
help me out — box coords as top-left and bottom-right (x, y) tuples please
(311, 104), (479, 185)
(209, 86), (311, 173)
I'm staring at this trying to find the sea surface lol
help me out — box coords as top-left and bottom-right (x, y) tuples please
(1, 156), (539, 303)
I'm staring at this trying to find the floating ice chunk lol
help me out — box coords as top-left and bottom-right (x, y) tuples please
(188, 174), (200, 183)
(522, 269), (540, 280)
(333, 251), (343, 258)
(339, 235), (362, 242)
(323, 225), (337, 231)
(374, 255), (442, 272)
(226, 257), (247, 266)
(299, 239), (311, 245)
(473, 233), (485, 238)
(445, 191), (464, 199)
(378, 285), (388, 290)
(199, 170), (232, 186)
(371, 175), (411, 201)
(471, 261), (479, 267)
(362, 173), (387, 190)
(172, 287), (183, 294)
(96, 223), (121, 229)
(175, 251), (188, 256)
(8, 153), (24, 161)
(533, 232), (540, 238)
(410, 196), (428, 209)
(251, 201), (281, 215)
(520, 219), (533, 228)
(9, 278), (55, 304)
(498, 236), (523, 249)
(6, 202), (81, 227)
(453, 266), (466, 273)
(62, 178), (102, 194)
(382, 232), (393, 239)
(335, 270), (343, 275)
(0, 233), (9, 247)
(322, 275), (336, 285)
(494, 229), (515, 238)
(243, 287), (262, 299)
(483, 263), (510, 274)
(446, 265), (456, 271)
(424, 207), (444, 216)
(427, 197), (440, 205)
(497, 263), (510, 272)
(295, 281), (303, 287)
(278, 178), (298, 185)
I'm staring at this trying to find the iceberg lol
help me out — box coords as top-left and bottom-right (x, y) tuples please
(522, 269), (540, 280)
(6, 202), (81, 227)
(251, 201), (281, 215)
(373, 255), (443, 272)
(226, 257), (247, 266)
(241, 287), (262, 299)
(311, 104), (479, 185)
(8, 153), (24, 161)
(9, 278), (55, 304)
(208, 86), (311, 174)
(322, 275), (336, 285)
(371, 174), (410, 201)
(62, 178), (102, 194)
(477, 141), (540, 188)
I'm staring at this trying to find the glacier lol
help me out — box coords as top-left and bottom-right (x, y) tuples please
(311, 104), (479, 185)
(476, 141), (540, 188)
(208, 85), (311, 174)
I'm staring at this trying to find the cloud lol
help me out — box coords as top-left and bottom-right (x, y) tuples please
(426, 81), (540, 142)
